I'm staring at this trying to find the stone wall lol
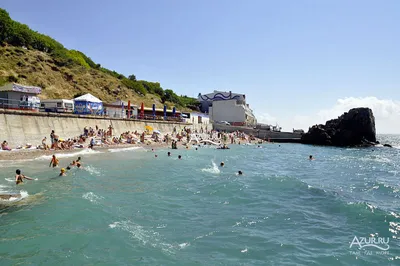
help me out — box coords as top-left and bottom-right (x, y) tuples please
(0, 110), (191, 147)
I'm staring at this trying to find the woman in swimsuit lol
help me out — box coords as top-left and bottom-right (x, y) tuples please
(15, 169), (34, 185)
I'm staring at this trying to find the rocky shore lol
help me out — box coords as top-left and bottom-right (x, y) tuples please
(301, 108), (378, 147)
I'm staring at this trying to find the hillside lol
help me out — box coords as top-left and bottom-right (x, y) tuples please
(0, 8), (199, 110)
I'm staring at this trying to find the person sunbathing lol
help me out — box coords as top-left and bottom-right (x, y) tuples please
(1, 141), (11, 151)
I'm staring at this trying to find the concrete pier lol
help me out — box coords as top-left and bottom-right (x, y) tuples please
(213, 123), (302, 141)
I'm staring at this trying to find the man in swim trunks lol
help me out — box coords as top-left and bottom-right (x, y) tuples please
(15, 169), (34, 184)
(49, 155), (59, 167)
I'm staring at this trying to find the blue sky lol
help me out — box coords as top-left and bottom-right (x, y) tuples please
(1, 0), (400, 132)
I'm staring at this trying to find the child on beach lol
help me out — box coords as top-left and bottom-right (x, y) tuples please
(49, 155), (59, 167)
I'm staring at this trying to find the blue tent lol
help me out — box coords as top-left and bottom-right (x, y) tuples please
(74, 93), (103, 115)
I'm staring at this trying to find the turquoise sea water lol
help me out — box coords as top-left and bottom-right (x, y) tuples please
(1, 136), (400, 265)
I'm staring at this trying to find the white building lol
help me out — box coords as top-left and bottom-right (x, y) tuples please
(198, 90), (257, 126)
(188, 112), (210, 130)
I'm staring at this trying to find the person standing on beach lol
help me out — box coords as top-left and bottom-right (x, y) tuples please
(15, 169), (34, 185)
(49, 155), (59, 168)
(42, 137), (48, 150)
(50, 130), (55, 146)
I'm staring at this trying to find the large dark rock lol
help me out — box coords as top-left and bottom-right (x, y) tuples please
(301, 108), (377, 147)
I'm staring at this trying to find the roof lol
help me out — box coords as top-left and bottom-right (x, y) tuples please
(0, 83), (42, 94)
(74, 93), (102, 103)
(143, 107), (181, 113)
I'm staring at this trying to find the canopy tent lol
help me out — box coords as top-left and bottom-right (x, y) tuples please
(74, 93), (103, 115)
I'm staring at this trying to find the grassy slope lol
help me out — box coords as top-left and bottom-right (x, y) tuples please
(0, 45), (180, 109)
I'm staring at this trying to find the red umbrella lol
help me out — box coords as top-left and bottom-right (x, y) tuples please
(140, 102), (144, 119)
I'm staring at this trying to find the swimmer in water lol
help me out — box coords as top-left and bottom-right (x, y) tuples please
(76, 162), (82, 168)
(238, 170), (243, 175)
(220, 162), (225, 167)
(15, 169), (34, 185)
(168, 152), (171, 157)
(49, 155), (59, 168)
(155, 154), (158, 158)
(178, 155), (182, 159)
(309, 155), (314, 160)
(70, 160), (76, 166)
(59, 168), (66, 176)
(76, 157), (82, 163)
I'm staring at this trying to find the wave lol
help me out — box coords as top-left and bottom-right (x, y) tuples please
(201, 160), (220, 174)
(108, 147), (145, 153)
(108, 220), (175, 254)
(35, 149), (103, 160)
(84, 165), (102, 176)
(82, 192), (103, 204)
(0, 190), (29, 203)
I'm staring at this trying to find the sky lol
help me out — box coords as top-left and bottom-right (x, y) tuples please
(1, 0), (400, 133)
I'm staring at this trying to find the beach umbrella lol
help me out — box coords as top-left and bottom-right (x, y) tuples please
(127, 100), (131, 118)
(163, 105), (167, 120)
(152, 103), (156, 119)
(172, 107), (176, 117)
(154, 130), (161, 134)
(140, 102), (144, 119)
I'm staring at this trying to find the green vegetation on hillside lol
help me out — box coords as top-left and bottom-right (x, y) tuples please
(0, 8), (199, 110)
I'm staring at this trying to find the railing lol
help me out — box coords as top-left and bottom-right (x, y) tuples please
(0, 97), (39, 111)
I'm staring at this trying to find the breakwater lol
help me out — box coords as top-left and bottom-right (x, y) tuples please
(213, 124), (302, 140)
(0, 110), (190, 147)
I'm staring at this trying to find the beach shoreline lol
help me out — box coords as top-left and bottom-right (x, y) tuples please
(0, 142), (171, 161)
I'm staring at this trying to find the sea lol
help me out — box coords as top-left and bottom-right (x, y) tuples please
(1, 135), (400, 265)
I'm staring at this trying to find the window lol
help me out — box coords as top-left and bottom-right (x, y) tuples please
(57, 103), (62, 107)
(65, 103), (73, 109)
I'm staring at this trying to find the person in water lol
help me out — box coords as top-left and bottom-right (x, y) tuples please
(178, 155), (182, 159)
(76, 162), (82, 168)
(59, 168), (66, 176)
(309, 155), (314, 160)
(238, 171), (243, 175)
(77, 157), (82, 162)
(49, 155), (59, 167)
(15, 169), (34, 185)
(168, 152), (171, 157)
(70, 160), (76, 166)
(220, 162), (225, 167)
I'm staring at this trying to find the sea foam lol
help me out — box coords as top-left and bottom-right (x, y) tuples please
(35, 149), (102, 160)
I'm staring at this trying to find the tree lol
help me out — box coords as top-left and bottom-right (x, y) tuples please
(128, 74), (136, 81)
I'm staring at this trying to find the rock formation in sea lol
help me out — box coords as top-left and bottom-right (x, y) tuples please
(301, 107), (377, 147)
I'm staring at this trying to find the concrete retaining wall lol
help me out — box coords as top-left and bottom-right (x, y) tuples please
(0, 110), (191, 147)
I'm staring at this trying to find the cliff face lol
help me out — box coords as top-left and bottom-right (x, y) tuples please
(301, 108), (377, 147)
